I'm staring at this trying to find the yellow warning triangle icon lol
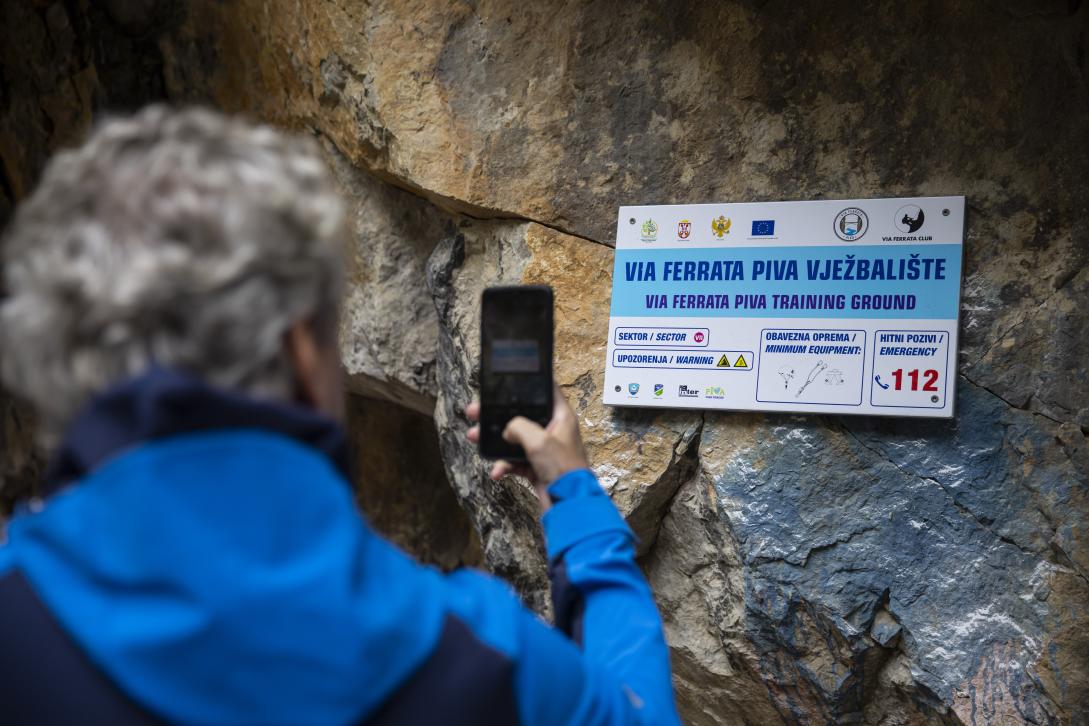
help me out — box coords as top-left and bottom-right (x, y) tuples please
(734, 354), (748, 368)
(716, 354), (731, 368)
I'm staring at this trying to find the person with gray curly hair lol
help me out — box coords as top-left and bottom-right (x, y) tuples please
(1, 106), (346, 441)
(0, 106), (679, 725)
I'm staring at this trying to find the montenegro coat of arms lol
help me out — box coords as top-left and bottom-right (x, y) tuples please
(711, 215), (731, 238)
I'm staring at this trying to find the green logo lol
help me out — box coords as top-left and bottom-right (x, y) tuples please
(640, 219), (658, 242)
(704, 386), (726, 399)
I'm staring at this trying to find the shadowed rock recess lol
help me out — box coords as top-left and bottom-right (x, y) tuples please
(2, 1), (1088, 723)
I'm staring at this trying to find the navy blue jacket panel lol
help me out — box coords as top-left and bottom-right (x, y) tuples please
(0, 369), (680, 724)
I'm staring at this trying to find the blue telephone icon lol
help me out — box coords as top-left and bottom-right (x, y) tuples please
(874, 374), (890, 390)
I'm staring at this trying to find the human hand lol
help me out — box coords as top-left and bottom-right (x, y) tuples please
(465, 386), (591, 511)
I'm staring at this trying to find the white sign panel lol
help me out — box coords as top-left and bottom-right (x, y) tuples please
(603, 196), (965, 418)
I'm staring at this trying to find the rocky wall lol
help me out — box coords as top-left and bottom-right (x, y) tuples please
(0, 2), (458, 561)
(157, 1), (1089, 721)
(2, 1), (1088, 723)
(347, 393), (482, 571)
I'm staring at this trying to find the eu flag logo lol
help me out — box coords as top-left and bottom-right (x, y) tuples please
(751, 220), (775, 236)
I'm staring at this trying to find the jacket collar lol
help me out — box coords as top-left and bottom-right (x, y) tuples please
(44, 367), (351, 495)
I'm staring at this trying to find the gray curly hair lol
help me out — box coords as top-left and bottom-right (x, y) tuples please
(0, 106), (346, 441)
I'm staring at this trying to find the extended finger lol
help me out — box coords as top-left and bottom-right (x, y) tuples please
(558, 387), (575, 415)
(464, 401), (480, 422)
(548, 384), (575, 431)
(490, 459), (513, 480)
(503, 416), (547, 452)
(466, 425), (480, 444)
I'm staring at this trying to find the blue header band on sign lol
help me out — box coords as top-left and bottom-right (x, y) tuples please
(610, 244), (962, 319)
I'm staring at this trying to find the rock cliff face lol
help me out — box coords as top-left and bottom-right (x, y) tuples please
(3, 1), (1088, 723)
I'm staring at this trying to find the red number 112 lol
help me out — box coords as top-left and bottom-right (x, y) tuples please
(891, 369), (939, 391)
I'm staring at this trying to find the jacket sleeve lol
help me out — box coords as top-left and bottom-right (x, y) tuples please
(515, 468), (681, 725)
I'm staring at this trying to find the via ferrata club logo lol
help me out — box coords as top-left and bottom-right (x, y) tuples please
(677, 219), (692, 240)
(894, 205), (925, 234)
(834, 207), (869, 241)
(639, 219), (658, 242)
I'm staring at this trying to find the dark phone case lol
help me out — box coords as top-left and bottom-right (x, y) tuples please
(478, 285), (554, 462)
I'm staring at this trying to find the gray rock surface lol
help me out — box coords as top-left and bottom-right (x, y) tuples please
(324, 140), (445, 416)
(426, 219), (554, 613)
(697, 384), (1088, 722)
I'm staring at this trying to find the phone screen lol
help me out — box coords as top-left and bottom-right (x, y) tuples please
(479, 285), (554, 461)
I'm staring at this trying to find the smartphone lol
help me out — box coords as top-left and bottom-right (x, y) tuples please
(479, 285), (554, 461)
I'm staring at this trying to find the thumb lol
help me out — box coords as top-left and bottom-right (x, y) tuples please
(503, 416), (546, 451)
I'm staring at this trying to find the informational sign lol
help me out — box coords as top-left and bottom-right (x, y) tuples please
(603, 196), (965, 418)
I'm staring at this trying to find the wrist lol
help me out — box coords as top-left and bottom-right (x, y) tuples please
(544, 467), (598, 502)
(544, 459), (591, 487)
(533, 482), (553, 513)
(535, 467), (592, 513)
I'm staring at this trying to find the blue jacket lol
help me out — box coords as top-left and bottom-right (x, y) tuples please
(0, 370), (680, 725)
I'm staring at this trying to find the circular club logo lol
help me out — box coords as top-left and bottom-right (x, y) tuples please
(640, 219), (658, 242)
(834, 207), (869, 241)
(693, 331), (705, 343)
(677, 219), (692, 239)
(894, 205), (925, 234)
